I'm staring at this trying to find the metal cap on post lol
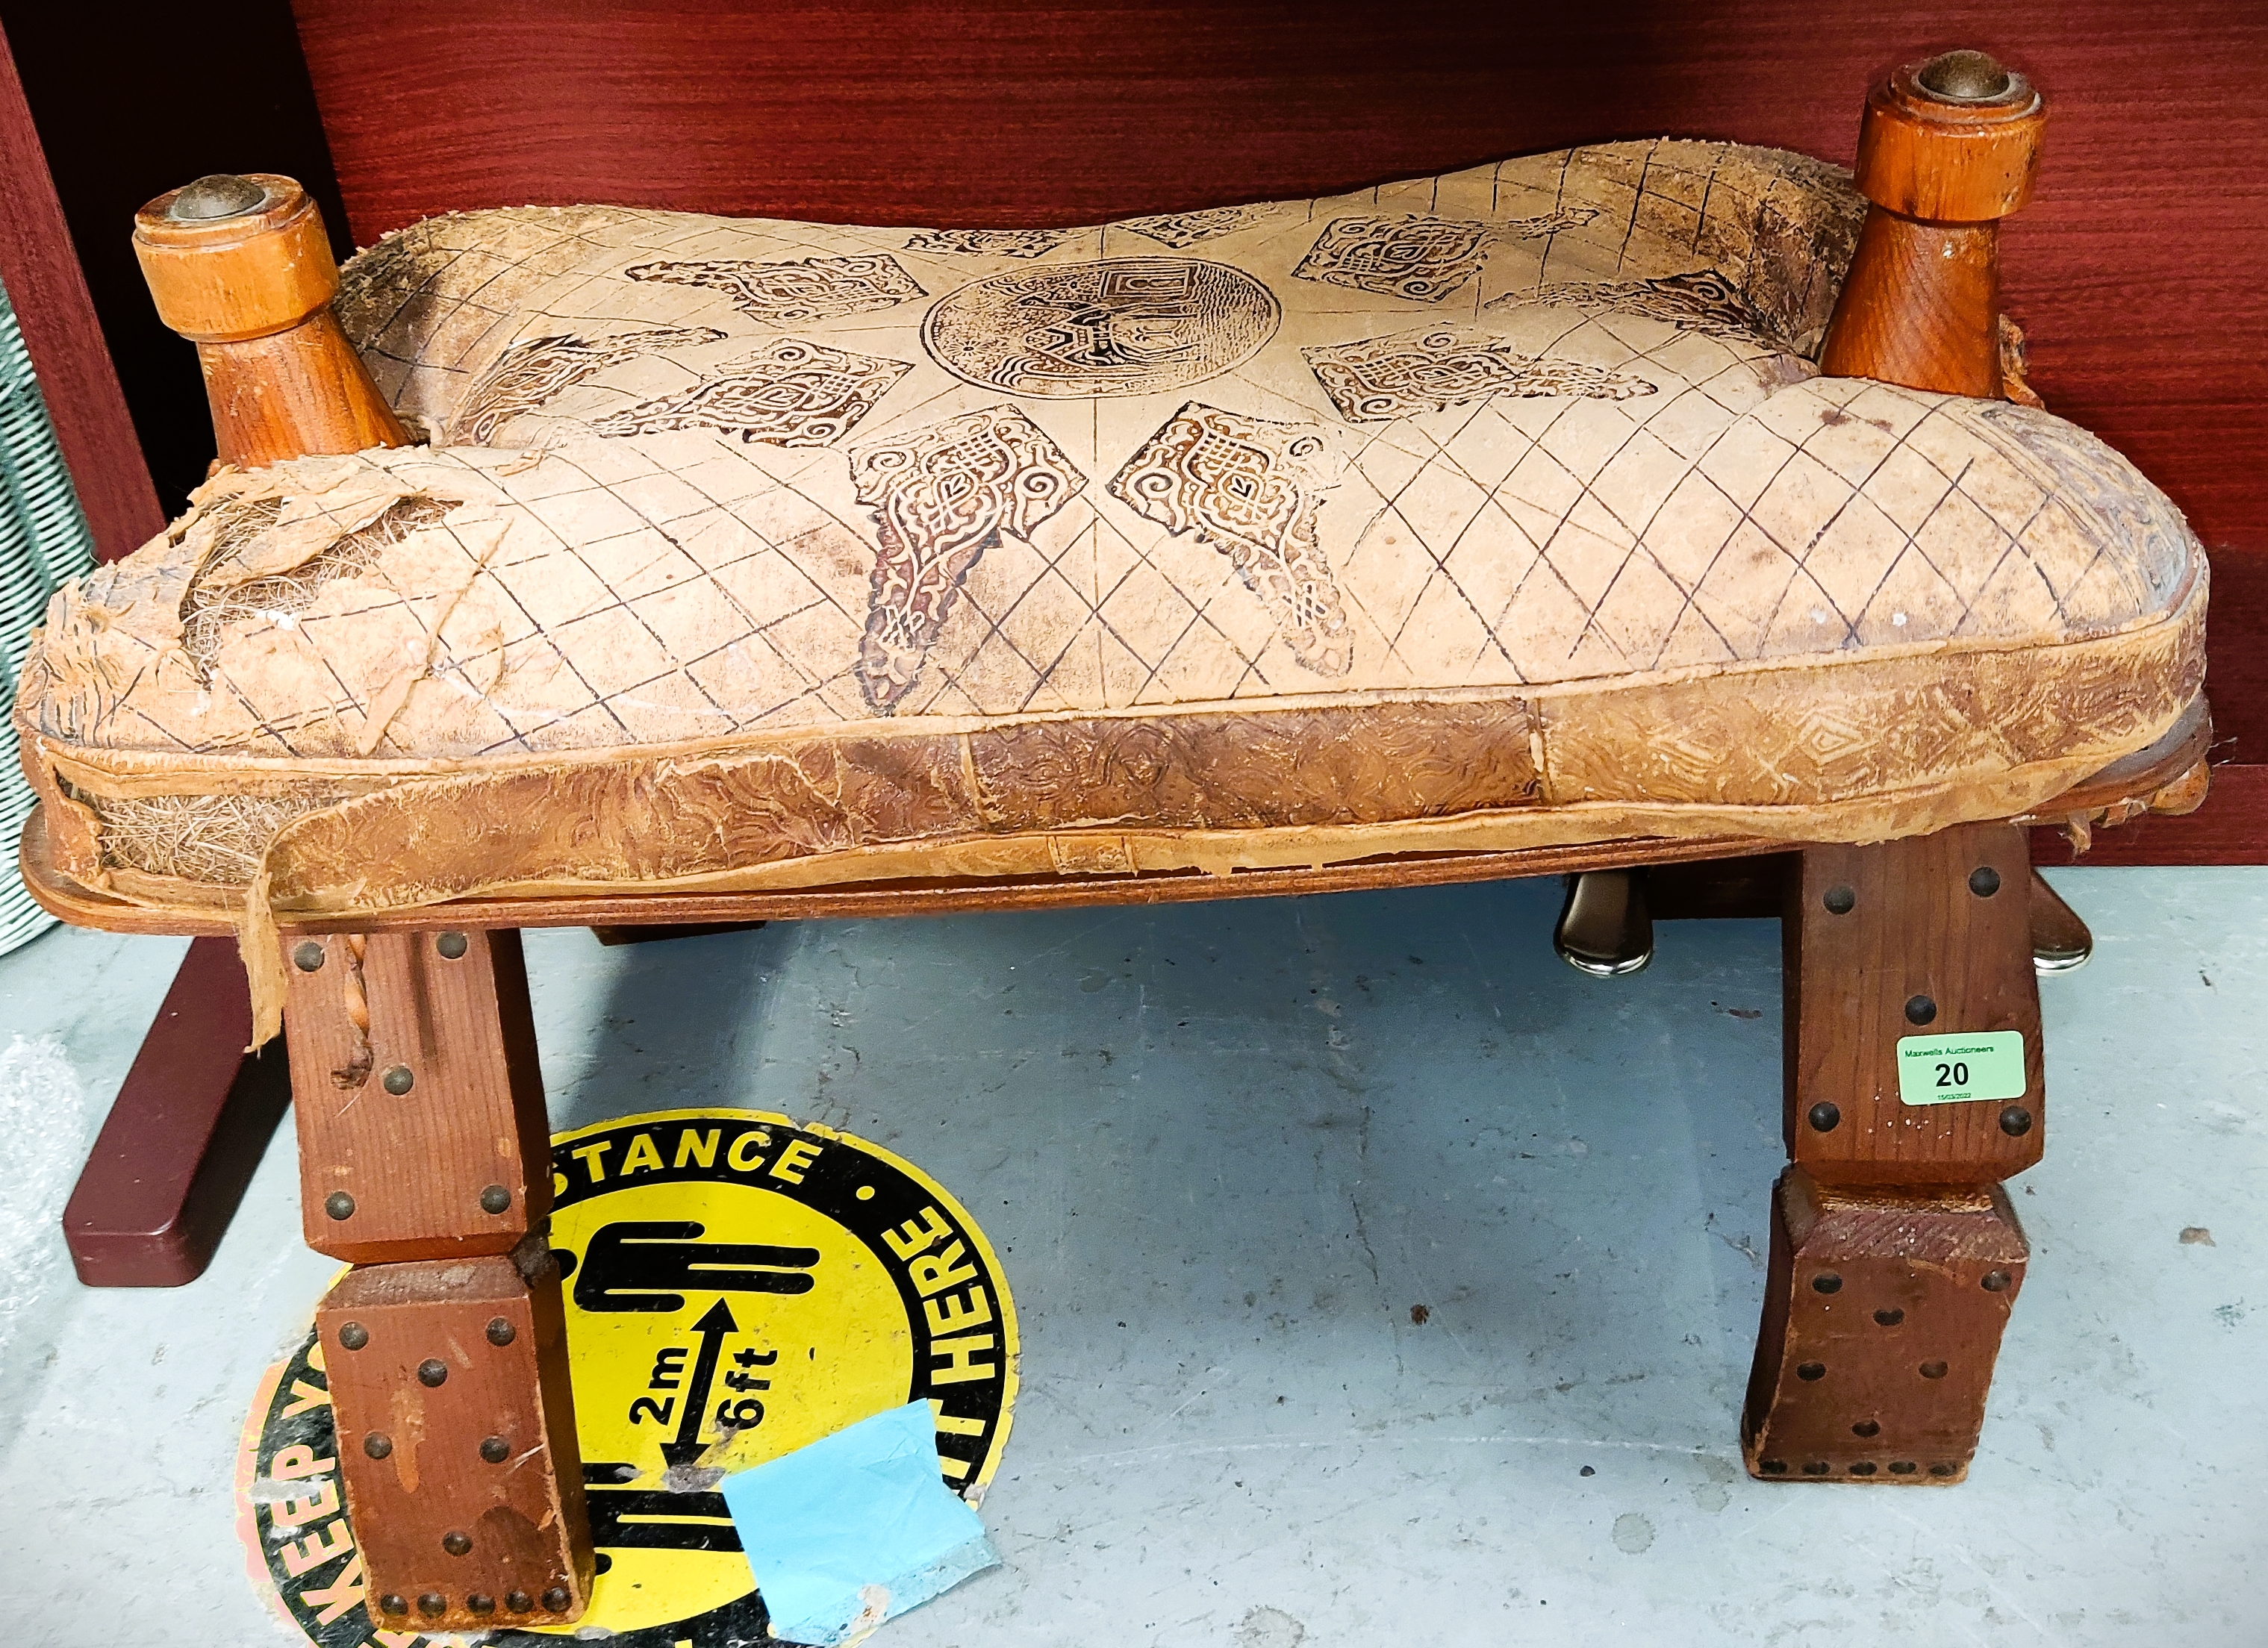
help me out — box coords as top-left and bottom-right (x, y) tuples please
(1818, 49), (2047, 398)
(1850, 51), (2045, 225)
(132, 173), (336, 342)
(130, 172), (408, 468)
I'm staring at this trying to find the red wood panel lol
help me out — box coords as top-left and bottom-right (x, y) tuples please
(0, 19), (162, 560)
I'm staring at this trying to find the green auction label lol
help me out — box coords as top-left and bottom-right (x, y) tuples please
(1896, 1031), (2027, 1106)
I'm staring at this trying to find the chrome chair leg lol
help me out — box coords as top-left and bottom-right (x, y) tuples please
(1555, 870), (1654, 976)
(2029, 868), (2093, 973)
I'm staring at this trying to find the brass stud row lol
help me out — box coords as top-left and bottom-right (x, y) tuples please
(376, 1585), (569, 1617)
(362, 1428), (511, 1465)
(296, 934), (470, 971)
(318, 1183), (514, 1223)
(331, 1317), (514, 1357)
(1819, 864), (1999, 918)
(1759, 1458), (1960, 1478)
(1786, 1358), (1953, 1384)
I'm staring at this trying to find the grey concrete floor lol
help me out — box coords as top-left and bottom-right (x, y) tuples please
(0, 866), (2261, 1646)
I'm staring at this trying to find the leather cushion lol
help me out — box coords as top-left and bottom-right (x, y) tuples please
(16, 140), (2204, 917)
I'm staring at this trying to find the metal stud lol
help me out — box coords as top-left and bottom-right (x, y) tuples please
(437, 931), (470, 960)
(468, 1594), (496, 1615)
(1807, 1101), (1840, 1133)
(1852, 1420), (1881, 1438)
(324, 1191), (356, 1221)
(1801, 1461), (1830, 1476)
(364, 1432), (393, 1459)
(338, 1322), (369, 1351)
(480, 1184), (511, 1215)
(1760, 1459), (1788, 1474)
(418, 1358), (449, 1387)
(1890, 1461), (1918, 1475)
(481, 1435), (511, 1464)
(1875, 1308), (1904, 1327)
(1811, 1273), (1842, 1294)
(418, 1594), (446, 1617)
(1797, 1361), (1826, 1381)
(1823, 885), (1855, 915)
(506, 1591), (534, 1613)
(1904, 995), (1937, 1026)
(381, 1064), (416, 1096)
(167, 173), (267, 221)
(1849, 1461), (1878, 1476)
(1968, 866), (2001, 897)
(2000, 1105), (2034, 1137)
(378, 1595), (408, 1616)
(1917, 48), (2012, 102)
(1928, 1462), (1958, 1477)
(292, 940), (326, 973)
(443, 1531), (473, 1557)
(1981, 1270), (2013, 1292)
(543, 1587), (572, 1612)
(1919, 1361), (1948, 1380)
(486, 1317), (516, 1346)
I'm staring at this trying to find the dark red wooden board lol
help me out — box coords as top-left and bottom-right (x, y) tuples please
(0, 18), (161, 561)
(60, 937), (292, 1286)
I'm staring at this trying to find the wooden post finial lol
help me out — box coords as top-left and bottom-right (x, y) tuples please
(133, 173), (409, 469)
(1818, 51), (2047, 398)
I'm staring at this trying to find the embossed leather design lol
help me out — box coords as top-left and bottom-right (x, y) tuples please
(15, 141), (2205, 920)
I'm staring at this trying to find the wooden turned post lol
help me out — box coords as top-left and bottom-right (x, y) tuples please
(1742, 55), (2059, 1486)
(132, 181), (585, 1618)
(132, 172), (408, 466)
(285, 928), (594, 1628)
(1817, 49), (2046, 397)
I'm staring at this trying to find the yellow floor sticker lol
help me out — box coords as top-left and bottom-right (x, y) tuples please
(236, 1108), (1018, 1647)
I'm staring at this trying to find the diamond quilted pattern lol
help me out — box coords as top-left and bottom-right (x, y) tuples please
(20, 140), (2202, 918)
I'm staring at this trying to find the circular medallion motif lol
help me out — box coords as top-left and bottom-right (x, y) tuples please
(922, 257), (1280, 398)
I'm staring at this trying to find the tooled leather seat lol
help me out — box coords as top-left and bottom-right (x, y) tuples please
(15, 141), (2204, 972)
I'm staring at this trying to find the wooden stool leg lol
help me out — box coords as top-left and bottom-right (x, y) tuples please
(283, 928), (594, 1628)
(1742, 1170), (2026, 1482)
(1746, 821), (2041, 1482)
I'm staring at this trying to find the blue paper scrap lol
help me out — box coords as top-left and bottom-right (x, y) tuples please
(720, 1399), (998, 1645)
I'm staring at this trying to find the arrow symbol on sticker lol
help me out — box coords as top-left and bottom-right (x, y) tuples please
(661, 1299), (740, 1469)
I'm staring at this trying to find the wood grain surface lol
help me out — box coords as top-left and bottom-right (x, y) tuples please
(287, 1), (2268, 561)
(0, 19), (161, 561)
(317, 1255), (593, 1629)
(284, 929), (552, 1264)
(1784, 823), (2043, 1185)
(1740, 1168), (2028, 1483)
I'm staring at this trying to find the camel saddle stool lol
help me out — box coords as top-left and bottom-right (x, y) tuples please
(13, 48), (2211, 1632)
